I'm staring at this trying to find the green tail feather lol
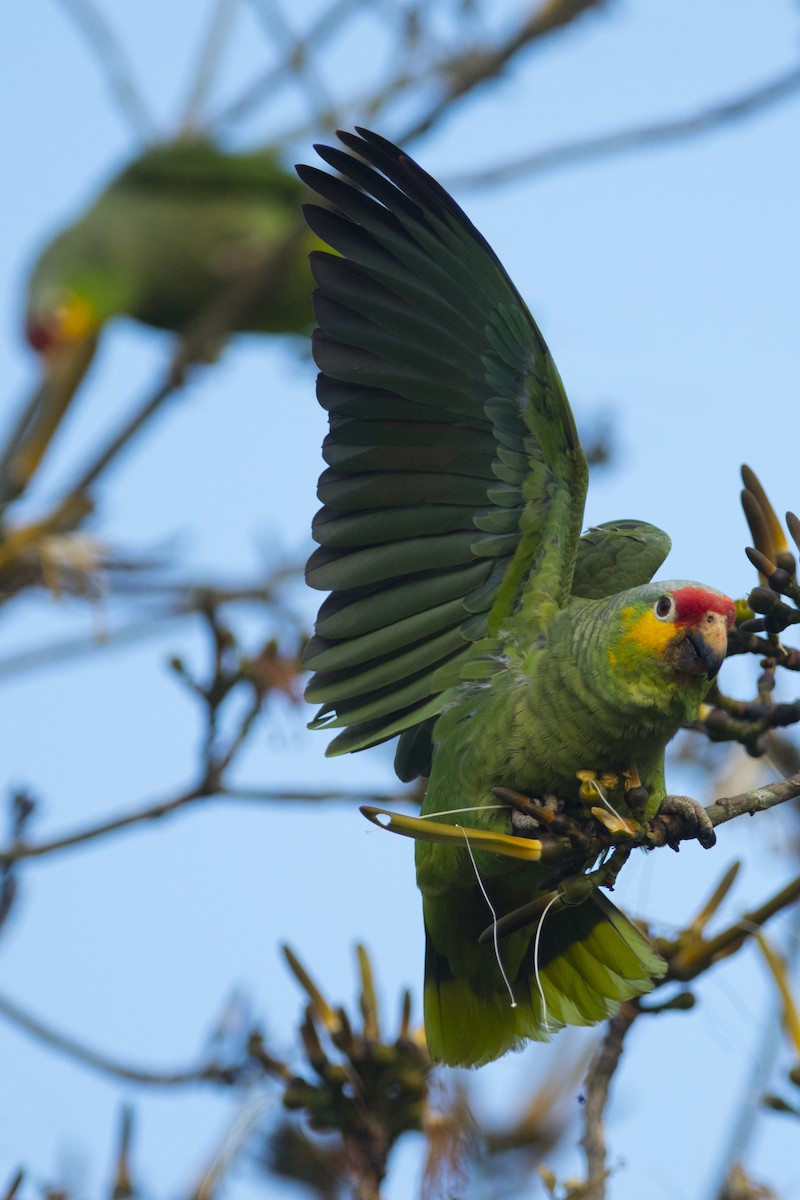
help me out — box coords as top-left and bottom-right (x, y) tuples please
(423, 891), (666, 1067)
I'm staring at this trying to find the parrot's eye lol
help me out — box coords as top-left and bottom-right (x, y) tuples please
(654, 595), (675, 621)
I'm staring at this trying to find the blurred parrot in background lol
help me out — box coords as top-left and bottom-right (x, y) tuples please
(300, 129), (735, 1067)
(8, 139), (315, 502)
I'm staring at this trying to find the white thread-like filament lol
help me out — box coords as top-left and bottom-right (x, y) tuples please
(532, 891), (562, 1033)
(589, 778), (628, 826)
(456, 824), (517, 1009)
(418, 803), (511, 820)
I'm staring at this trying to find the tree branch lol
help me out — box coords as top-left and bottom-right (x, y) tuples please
(666, 872), (800, 983)
(247, 0), (610, 152)
(245, 0), (335, 126)
(213, 0), (371, 129)
(179, 0), (238, 132)
(580, 1002), (639, 1199)
(0, 784), (417, 867)
(448, 62), (800, 189)
(397, 0), (610, 144)
(2, 765), (791, 872)
(48, 0), (157, 141)
(0, 990), (238, 1087)
(705, 770), (800, 828)
(1, 1169), (24, 1200)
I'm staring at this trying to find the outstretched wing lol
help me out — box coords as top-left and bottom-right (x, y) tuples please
(300, 128), (588, 756)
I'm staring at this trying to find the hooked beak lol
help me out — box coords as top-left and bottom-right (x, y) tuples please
(677, 614), (729, 680)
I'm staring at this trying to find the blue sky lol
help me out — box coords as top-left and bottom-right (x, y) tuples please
(2, 2), (800, 1198)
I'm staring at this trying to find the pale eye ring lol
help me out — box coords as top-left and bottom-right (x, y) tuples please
(654, 595), (675, 621)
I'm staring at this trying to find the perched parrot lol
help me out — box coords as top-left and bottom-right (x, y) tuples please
(11, 139), (316, 501)
(26, 138), (316, 346)
(300, 129), (735, 1067)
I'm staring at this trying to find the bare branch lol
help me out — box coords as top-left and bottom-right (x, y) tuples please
(708, 903), (800, 1197)
(0, 784), (417, 867)
(0, 783), (209, 866)
(192, 1096), (274, 1200)
(179, 0), (238, 132)
(0, 615), (188, 680)
(580, 1002), (639, 1199)
(47, 0), (158, 141)
(213, 0), (371, 129)
(0, 565), (303, 681)
(396, 0), (610, 144)
(449, 62), (800, 189)
(666, 871), (800, 983)
(705, 770), (800, 828)
(1, 1170), (24, 1200)
(0, 990), (238, 1087)
(245, 0), (335, 126)
(264, 0), (610, 151)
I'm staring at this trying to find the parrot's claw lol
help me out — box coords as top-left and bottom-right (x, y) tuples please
(651, 795), (717, 851)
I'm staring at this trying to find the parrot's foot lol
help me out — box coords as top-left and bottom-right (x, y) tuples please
(650, 795), (716, 851)
(510, 810), (541, 837)
(493, 786), (566, 833)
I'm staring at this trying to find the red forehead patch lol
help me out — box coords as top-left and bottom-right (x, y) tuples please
(672, 586), (736, 629)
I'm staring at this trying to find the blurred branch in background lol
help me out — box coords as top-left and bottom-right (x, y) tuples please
(180, 0), (240, 133)
(450, 60), (800, 189)
(0, 990), (247, 1087)
(49, 0), (157, 140)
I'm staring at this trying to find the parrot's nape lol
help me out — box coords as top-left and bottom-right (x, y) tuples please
(300, 128), (734, 1067)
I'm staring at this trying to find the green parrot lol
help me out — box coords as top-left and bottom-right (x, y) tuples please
(12, 139), (316, 500)
(300, 129), (735, 1067)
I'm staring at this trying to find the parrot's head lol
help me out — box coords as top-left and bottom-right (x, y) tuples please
(608, 581), (735, 700)
(25, 284), (100, 357)
(24, 221), (131, 362)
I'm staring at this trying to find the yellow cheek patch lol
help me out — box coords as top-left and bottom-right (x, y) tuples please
(617, 606), (675, 661)
(42, 287), (99, 345)
(58, 292), (99, 342)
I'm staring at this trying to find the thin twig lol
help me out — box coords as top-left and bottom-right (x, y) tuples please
(448, 61), (800, 189)
(48, 0), (157, 140)
(58, 371), (187, 509)
(396, 0), (609, 144)
(214, 692), (268, 775)
(0, 571), (302, 681)
(1, 1169), (24, 1200)
(180, 0), (238, 132)
(0, 990), (237, 1087)
(213, 0), (370, 128)
(192, 1096), (273, 1200)
(0, 614), (188, 680)
(266, 0), (609, 151)
(0, 785), (417, 866)
(667, 872), (800, 983)
(580, 1002), (639, 1199)
(707, 901), (800, 1198)
(0, 784), (209, 865)
(245, 0), (334, 125)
